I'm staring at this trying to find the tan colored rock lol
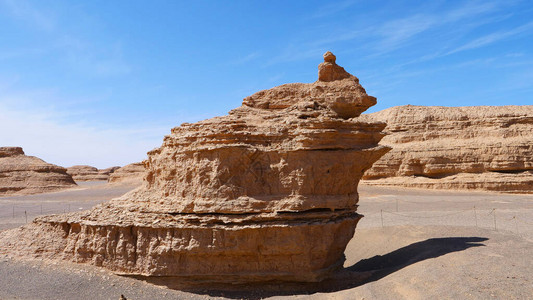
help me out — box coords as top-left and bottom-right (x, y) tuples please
(108, 162), (145, 184)
(0, 53), (390, 283)
(362, 105), (533, 193)
(0, 147), (77, 196)
(66, 165), (120, 181)
(318, 51), (351, 82)
(243, 52), (376, 119)
(0, 146), (24, 157)
(99, 166), (121, 176)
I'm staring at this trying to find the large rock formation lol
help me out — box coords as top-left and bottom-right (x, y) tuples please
(0, 147), (77, 196)
(67, 165), (120, 181)
(0, 53), (390, 283)
(108, 162), (145, 184)
(362, 105), (533, 193)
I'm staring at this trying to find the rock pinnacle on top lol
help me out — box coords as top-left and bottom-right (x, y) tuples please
(323, 51), (336, 63)
(318, 51), (351, 82)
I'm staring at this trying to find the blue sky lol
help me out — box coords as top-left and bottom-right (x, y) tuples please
(1, 0), (532, 168)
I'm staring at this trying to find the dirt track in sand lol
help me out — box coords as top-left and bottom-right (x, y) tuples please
(0, 183), (532, 299)
(0, 181), (137, 231)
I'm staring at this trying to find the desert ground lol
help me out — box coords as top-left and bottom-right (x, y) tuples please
(0, 181), (137, 231)
(0, 182), (531, 299)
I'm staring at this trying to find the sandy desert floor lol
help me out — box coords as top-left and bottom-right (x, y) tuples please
(0, 181), (137, 231)
(0, 183), (532, 299)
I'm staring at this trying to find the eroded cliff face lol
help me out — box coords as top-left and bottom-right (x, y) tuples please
(0, 52), (390, 283)
(0, 147), (76, 196)
(362, 105), (533, 193)
(67, 165), (120, 181)
(108, 162), (145, 184)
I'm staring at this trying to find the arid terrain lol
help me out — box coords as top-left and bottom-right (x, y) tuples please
(0, 182), (531, 299)
(1, 53), (532, 299)
(0, 147), (76, 196)
(2, 1), (532, 299)
(362, 105), (533, 193)
(0, 52), (392, 283)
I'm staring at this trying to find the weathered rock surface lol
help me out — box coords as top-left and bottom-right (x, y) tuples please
(100, 166), (121, 176)
(362, 105), (533, 193)
(0, 53), (389, 283)
(0, 147), (77, 196)
(243, 51), (376, 120)
(67, 165), (120, 181)
(108, 163), (145, 184)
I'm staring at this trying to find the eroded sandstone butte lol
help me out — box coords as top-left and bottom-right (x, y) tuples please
(0, 52), (390, 283)
(108, 162), (145, 184)
(0, 147), (77, 196)
(362, 105), (533, 193)
(67, 165), (120, 181)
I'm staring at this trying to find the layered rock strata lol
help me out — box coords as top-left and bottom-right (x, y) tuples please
(108, 162), (145, 184)
(66, 165), (120, 181)
(0, 147), (77, 196)
(0, 53), (390, 282)
(362, 105), (533, 193)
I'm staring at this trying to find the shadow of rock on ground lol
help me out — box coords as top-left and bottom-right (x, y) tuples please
(346, 236), (488, 282)
(131, 236), (487, 299)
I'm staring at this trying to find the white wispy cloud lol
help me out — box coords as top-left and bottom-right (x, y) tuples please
(309, 0), (359, 19)
(266, 46), (325, 66)
(0, 75), (20, 91)
(378, 12), (516, 70)
(272, 1), (509, 62)
(375, 14), (436, 51)
(371, 1), (507, 55)
(0, 0), (55, 31)
(225, 52), (261, 66)
(0, 102), (169, 168)
(65, 51), (132, 77)
(446, 21), (533, 55)
(0, 85), (213, 168)
(1, 1), (132, 78)
(0, 46), (53, 61)
(444, 1), (501, 22)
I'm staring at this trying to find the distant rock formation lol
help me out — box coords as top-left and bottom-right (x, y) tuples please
(0, 147), (77, 196)
(67, 165), (120, 181)
(362, 105), (533, 193)
(0, 52), (389, 283)
(100, 166), (121, 176)
(108, 162), (144, 184)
